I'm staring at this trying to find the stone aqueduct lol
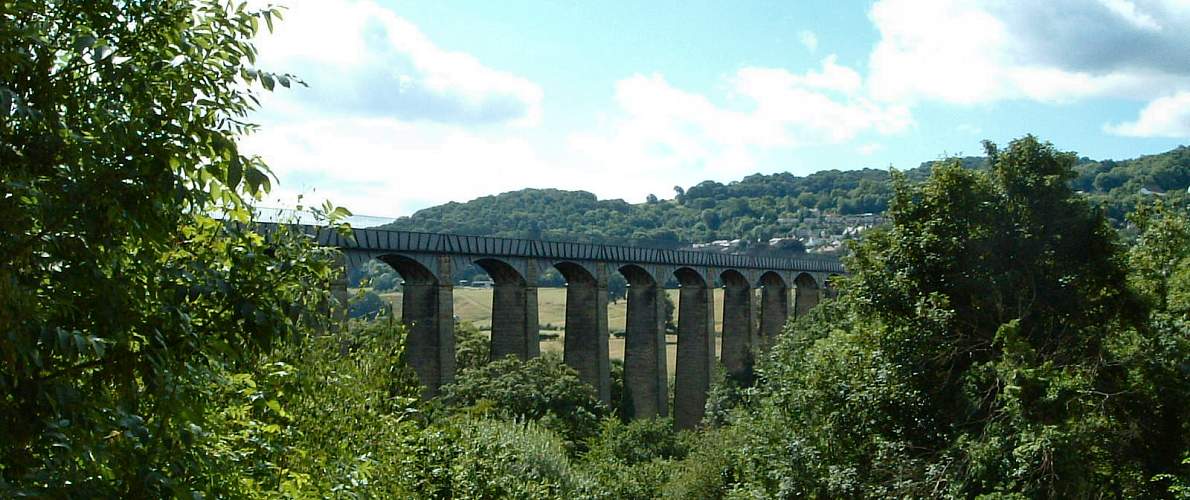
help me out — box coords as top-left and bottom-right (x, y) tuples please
(280, 223), (843, 430)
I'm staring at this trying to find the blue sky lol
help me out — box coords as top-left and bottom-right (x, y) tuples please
(241, 0), (1190, 217)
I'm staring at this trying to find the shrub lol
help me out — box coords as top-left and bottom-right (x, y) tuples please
(450, 418), (585, 498)
(453, 321), (490, 371)
(661, 427), (746, 500)
(441, 354), (606, 447)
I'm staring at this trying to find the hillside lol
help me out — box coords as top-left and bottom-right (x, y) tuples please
(381, 145), (1189, 253)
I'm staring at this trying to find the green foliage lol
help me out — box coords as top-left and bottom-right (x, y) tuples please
(348, 289), (387, 319)
(0, 1), (356, 495)
(442, 354), (606, 447)
(444, 418), (585, 499)
(584, 417), (685, 466)
(660, 426), (746, 500)
(702, 364), (750, 427)
(1075, 146), (1190, 221)
(191, 319), (424, 497)
(731, 136), (1189, 497)
(453, 321), (490, 371)
(608, 359), (628, 419)
(570, 418), (688, 499)
(578, 455), (671, 500)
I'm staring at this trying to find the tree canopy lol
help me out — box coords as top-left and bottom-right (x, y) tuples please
(1, 1), (344, 495)
(729, 136), (1189, 497)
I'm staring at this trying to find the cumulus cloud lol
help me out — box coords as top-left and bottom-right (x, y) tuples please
(568, 56), (912, 186)
(867, 0), (1190, 105)
(1105, 91), (1190, 137)
(243, 117), (558, 216)
(253, 0), (542, 126)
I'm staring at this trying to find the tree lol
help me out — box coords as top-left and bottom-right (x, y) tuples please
(0, 2), (346, 495)
(442, 355), (606, 447)
(608, 273), (628, 303)
(733, 136), (1184, 497)
(349, 290), (388, 319)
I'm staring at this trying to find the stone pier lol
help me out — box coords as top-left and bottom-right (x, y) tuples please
(621, 265), (668, 419)
(674, 267), (716, 430)
(560, 262), (611, 404)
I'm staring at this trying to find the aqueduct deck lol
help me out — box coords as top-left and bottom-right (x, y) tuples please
(270, 223), (843, 429)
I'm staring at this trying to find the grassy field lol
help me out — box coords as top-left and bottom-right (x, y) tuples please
(376, 287), (728, 376)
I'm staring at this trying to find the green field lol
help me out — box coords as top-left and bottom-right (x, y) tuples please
(377, 287), (728, 376)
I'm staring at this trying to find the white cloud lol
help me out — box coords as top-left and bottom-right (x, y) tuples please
(244, 118), (558, 216)
(240, 0), (552, 216)
(568, 57), (912, 189)
(1105, 91), (1190, 137)
(1098, 0), (1162, 31)
(798, 30), (819, 52)
(867, 0), (1190, 105)
(254, 0), (542, 126)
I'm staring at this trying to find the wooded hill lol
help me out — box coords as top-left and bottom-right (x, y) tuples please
(381, 144), (1190, 247)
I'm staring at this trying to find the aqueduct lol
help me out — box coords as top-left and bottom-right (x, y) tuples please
(269, 223), (843, 429)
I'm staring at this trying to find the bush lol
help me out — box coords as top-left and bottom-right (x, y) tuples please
(349, 290), (387, 319)
(450, 418), (585, 498)
(441, 354), (606, 447)
(660, 427), (746, 500)
(453, 321), (490, 371)
(180, 315), (425, 497)
(573, 418), (691, 499)
(584, 417), (685, 466)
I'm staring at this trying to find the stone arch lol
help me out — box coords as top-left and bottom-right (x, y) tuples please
(672, 266), (714, 430)
(757, 271), (790, 351)
(720, 269), (750, 288)
(618, 264), (667, 419)
(474, 257), (538, 361)
(618, 264), (657, 287)
(377, 253), (438, 285)
(794, 272), (820, 317)
(473, 257), (526, 286)
(553, 260), (598, 285)
(375, 253), (453, 398)
(554, 261), (610, 404)
(719, 269), (754, 384)
(673, 266), (707, 288)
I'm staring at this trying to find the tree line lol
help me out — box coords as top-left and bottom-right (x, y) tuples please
(383, 147), (1188, 247)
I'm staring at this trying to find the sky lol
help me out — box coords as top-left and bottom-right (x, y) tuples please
(239, 0), (1190, 218)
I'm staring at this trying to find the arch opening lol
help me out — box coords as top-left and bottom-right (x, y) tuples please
(378, 254), (438, 285)
(473, 257), (537, 362)
(473, 257), (526, 286)
(794, 272), (821, 318)
(618, 264), (657, 287)
(673, 266), (707, 288)
(370, 253), (454, 398)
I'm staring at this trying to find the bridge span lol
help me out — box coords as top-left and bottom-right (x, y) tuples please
(276, 223), (843, 430)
